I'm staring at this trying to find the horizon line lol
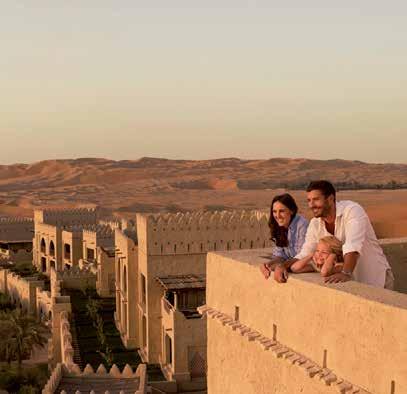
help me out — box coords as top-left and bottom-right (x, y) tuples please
(1, 156), (407, 167)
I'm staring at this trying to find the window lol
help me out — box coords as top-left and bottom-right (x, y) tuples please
(141, 274), (146, 306)
(49, 241), (55, 257)
(165, 334), (172, 365)
(40, 239), (46, 253)
(64, 244), (71, 259)
(41, 257), (47, 272)
(142, 315), (147, 347)
(123, 266), (127, 293)
(87, 248), (95, 260)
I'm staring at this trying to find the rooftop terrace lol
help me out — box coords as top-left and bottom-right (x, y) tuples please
(203, 239), (407, 394)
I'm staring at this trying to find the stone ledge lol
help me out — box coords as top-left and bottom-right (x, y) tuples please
(198, 305), (370, 394)
(208, 247), (407, 309)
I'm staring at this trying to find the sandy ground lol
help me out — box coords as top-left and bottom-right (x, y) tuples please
(0, 158), (406, 238)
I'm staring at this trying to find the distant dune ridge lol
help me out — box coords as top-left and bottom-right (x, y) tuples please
(0, 157), (407, 237)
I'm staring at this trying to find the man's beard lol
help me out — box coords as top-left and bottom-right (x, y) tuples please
(313, 201), (331, 218)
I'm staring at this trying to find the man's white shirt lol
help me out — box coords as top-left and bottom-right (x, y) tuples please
(295, 200), (391, 288)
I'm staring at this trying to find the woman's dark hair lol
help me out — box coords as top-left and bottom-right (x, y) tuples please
(268, 193), (298, 247)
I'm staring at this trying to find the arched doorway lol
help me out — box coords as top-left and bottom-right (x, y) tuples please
(49, 241), (55, 257)
(40, 238), (46, 253)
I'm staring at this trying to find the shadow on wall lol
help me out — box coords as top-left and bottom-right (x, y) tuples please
(383, 242), (407, 294)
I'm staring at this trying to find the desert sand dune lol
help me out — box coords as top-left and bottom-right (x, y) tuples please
(0, 157), (406, 237)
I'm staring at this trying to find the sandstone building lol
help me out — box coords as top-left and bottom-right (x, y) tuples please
(114, 210), (272, 389)
(2, 207), (406, 393)
(33, 208), (99, 274)
(0, 217), (33, 263)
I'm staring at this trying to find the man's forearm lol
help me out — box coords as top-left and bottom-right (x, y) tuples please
(280, 258), (298, 271)
(343, 252), (359, 273)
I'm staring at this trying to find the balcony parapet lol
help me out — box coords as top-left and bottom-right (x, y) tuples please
(205, 247), (407, 394)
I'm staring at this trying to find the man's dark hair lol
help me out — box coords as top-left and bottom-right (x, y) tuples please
(306, 180), (336, 200)
(268, 193), (298, 247)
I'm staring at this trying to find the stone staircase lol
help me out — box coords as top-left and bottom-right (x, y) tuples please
(70, 315), (84, 369)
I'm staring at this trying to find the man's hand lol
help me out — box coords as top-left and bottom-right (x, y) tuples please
(324, 272), (351, 284)
(260, 263), (271, 279)
(274, 264), (288, 283)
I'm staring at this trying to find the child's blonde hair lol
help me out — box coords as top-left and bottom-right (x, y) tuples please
(319, 236), (343, 262)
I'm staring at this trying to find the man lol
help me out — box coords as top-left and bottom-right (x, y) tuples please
(274, 180), (394, 289)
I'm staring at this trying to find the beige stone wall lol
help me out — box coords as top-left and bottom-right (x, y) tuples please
(0, 268), (7, 293)
(0, 268), (44, 315)
(205, 247), (407, 394)
(36, 287), (52, 321)
(0, 245), (33, 263)
(33, 207), (98, 274)
(62, 230), (83, 268)
(161, 298), (207, 382)
(82, 225), (115, 257)
(115, 228), (139, 349)
(51, 296), (72, 366)
(137, 210), (272, 257)
(0, 217), (33, 242)
(380, 238), (407, 293)
(82, 230), (98, 260)
(135, 210), (272, 372)
(206, 317), (348, 394)
(96, 246), (115, 297)
(138, 251), (207, 364)
(58, 267), (96, 291)
(33, 222), (60, 273)
(34, 207), (98, 227)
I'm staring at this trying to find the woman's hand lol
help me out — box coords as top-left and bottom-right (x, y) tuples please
(274, 264), (288, 283)
(260, 263), (272, 279)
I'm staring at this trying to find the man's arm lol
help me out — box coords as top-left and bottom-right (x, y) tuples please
(324, 251), (359, 283)
(294, 219), (318, 260)
(325, 204), (366, 283)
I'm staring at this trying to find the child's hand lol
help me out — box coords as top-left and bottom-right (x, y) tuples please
(316, 260), (324, 269)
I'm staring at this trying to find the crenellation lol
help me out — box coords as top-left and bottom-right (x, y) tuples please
(138, 209), (272, 256)
(0, 216), (33, 223)
(82, 224), (115, 242)
(35, 207), (99, 226)
(0, 267), (44, 315)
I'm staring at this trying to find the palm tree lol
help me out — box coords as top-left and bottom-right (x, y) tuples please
(0, 318), (15, 365)
(0, 308), (49, 372)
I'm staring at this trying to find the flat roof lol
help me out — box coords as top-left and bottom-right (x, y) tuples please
(0, 240), (33, 244)
(156, 274), (206, 291)
(101, 246), (115, 257)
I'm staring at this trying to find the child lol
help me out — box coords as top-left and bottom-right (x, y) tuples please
(291, 236), (344, 277)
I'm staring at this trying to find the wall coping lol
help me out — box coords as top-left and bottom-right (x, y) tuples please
(210, 247), (407, 309)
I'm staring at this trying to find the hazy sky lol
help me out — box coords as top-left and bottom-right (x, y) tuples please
(2, 1), (407, 165)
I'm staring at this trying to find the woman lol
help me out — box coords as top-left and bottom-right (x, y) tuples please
(260, 193), (308, 279)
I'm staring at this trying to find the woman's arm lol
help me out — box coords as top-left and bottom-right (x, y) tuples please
(292, 217), (309, 256)
(291, 254), (315, 273)
(260, 257), (284, 279)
